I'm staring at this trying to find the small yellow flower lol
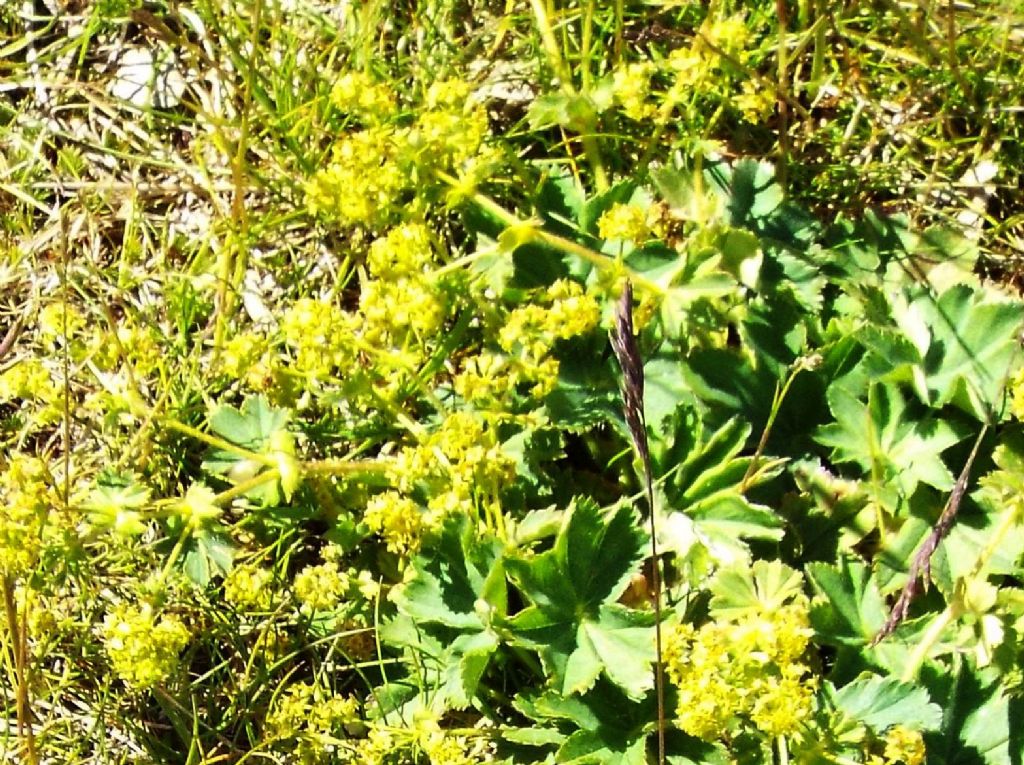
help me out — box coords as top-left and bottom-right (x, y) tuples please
(367, 223), (436, 279)
(0, 455), (52, 578)
(294, 560), (349, 613)
(364, 491), (426, 556)
(305, 126), (407, 229)
(224, 564), (275, 611)
(704, 14), (749, 59)
(37, 302), (84, 350)
(102, 602), (190, 689)
(330, 71), (396, 120)
(597, 203), (651, 243)
(664, 574), (818, 743)
(1010, 366), (1024, 421)
(0, 358), (57, 403)
(883, 725), (926, 765)
(454, 352), (513, 405)
(612, 62), (657, 121)
(735, 79), (776, 124)
(281, 297), (360, 379)
(360, 277), (445, 343)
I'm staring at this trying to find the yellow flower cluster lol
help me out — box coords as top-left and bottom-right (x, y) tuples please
(101, 602), (190, 689)
(219, 329), (289, 394)
(664, 601), (817, 741)
(305, 126), (408, 229)
(113, 321), (164, 379)
(381, 410), (516, 537)
(37, 302), (85, 352)
(0, 454), (51, 579)
(0, 357), (53, 401)
(224, 563), (275, 611)
(703, 14), (750, 59)
(430, 411), (516, 499)
(597, 203), (652, 242)
(360, 277), (445, 346)
(421, 731), (479, 765)
(336, 615), (377, 661)
(281, 297), (360, 381)
(294, 556), (349, 613)
(497, 279), (601, 396)
(367, 222), (436, 279)
(360, 224), (448, 377)
(220, 330), (264, 377)
(667, 12), (750, 92)
(364, 490), (429, 556)
(0, 357), (62, 426)
(270, 223), (452, 402)
(330, 71), (396, 122)
(308, 76), (489, 229)
(880, 725), (926, 765)
(607, 12), (758, 126)
(735, 79), (776, 124)
(611, 62), (657, 122)
(389, 411), (515, 502)
(1009, 366), (1024, 421)
(410, 79), (489, 173)
(453, 351), (516, 407)
(265, 681), (360, 764)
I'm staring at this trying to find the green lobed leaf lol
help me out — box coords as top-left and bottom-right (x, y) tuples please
(665, 418), (784, 562)
(443, 630), (500, 709)
(392, 514), (506, 630)
(386, 515), (507, 709)
(706, 157), (784, 226)
(815, 380), (969, 500)
(740, 295), (808, 377)
(921, 658), (1016, 765)
(514, 680), (663, 765)
(897, 284), (1024, 420)
(807, 557), (887, 646)
(709, 559), (805, 621)
(202, 396), (295, 507)
(207, 395), (289, 449)
(830, 673), (942, 731)
(181, 529), (235, 586)
(506, 499), (654, 698)
(568, 606), (656, 699)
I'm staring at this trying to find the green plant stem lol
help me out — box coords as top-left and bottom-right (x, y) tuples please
(775, 0), (790, 189)
(581, 0), (594, 92)
(158, 525), (194, 586)
(3, 577), (38, 765)
(303, 458), (391, 476)
(159, 418), (273, 466)
(777, 734), (790, 765)
(901, 601), (958, 682)
(529, 0), (572, 88)
(741, 362), (803, 491)
(441, 179), (664, 296)
(214, 0), (263, 352)
(613, 0), (624, 62)
(527, 0), (608, 191)
(214, 469), (281, 504)
(809, 0), (827, 98)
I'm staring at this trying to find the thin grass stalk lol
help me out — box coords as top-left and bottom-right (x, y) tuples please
(3, 577), (37, 764)
(775, 0), (790, 190)
(874, 425), (987, 644)
(609, 281), (665, 765)
(214, 0), (262, 351)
